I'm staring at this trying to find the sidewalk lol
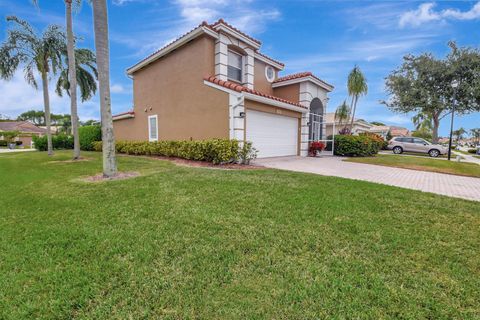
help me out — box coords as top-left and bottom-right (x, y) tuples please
(255, 156), (480, 202)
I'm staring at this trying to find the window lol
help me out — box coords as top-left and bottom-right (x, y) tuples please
(148, 115), (158, 141)
(265, 65), (275, 82)
(414, 138), (428, 145)
(227, 50), (243, 82)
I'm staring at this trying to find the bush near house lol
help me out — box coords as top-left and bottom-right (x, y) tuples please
(93, 139), (255, 164)
(33, 126), (102, 151)
(33, 134), (74, 151)
(468, 149), (478, 154)
(78, 125), (102, 151)
(334, 134), (382, 157)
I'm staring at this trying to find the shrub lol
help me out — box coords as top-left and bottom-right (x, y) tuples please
(79, 125), (102, 151)
(0, 140), (7, 147)
(468, 148), (478, 154)
(334, 135), (381, 157)
(32, 134), (73, 151)
(93, 139), (251, 164)
(238, 141), (257, 164)
(309, 141), (326, 156)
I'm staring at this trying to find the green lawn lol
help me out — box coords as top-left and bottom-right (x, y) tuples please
(347, 154), (480, 178)
(1, 151), (479, 319)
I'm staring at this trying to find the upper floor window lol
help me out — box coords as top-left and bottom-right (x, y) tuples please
(265, 65), (275, 82)
(227, 50), (243, 83)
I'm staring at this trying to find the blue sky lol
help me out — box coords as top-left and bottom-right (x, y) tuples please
(0, 0), (479, 136)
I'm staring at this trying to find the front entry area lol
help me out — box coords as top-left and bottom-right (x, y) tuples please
(246, 110), (298, 158)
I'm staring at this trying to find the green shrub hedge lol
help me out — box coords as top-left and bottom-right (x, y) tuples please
(467, 148), (478, 154)
(78, 125), (101, 151)
(334, 135), (382, 157)
(93, 139), (255, 164)
(0, 140), (7, 147)
(33, 134), (74, 151)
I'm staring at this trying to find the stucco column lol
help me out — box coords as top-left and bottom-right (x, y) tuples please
(215, 35), (228, 81)
(244, 48), (255, 89)
(229, 94), (245, 144)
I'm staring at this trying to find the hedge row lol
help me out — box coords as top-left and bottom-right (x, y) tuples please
(334, 134), (382, 157)
(32, 134), (74, 151)
(93, 139), (256, 164)
(0, 140), (23, 146)
(32, 126), (101, 151)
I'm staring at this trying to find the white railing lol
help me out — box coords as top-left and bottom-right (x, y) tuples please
(308, 113), (335, 156)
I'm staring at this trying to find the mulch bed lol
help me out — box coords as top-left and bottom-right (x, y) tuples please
(119, 154), (263, 170)
(83, 171), (140, 182)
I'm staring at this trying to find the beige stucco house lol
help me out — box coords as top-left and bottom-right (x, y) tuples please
(324, 113), (373, 137)
(113, 19), (333, 158)
(0, 121), (46, 147)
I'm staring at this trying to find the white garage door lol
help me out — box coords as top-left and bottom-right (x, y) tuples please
(246, 110), (298, 158)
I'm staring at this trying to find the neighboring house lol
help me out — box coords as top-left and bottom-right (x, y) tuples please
(369, 125), (409, 139)
(324, 113), (373, 136)
(112, 19), (333, 158)
(0, 121), (47, 147)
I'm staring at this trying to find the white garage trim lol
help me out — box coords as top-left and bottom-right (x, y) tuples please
(246, 110), (298, 158)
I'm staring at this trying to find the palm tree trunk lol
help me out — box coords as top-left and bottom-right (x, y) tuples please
(41, 70), (53, 156)
(349, 95), (358, 134)
(66, 0), (80, 159)
(92, 0), (117, 177)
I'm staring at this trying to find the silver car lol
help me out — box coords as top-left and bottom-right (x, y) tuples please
(387, 137), (447, 157)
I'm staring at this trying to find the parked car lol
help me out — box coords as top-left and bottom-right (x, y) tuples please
(387, 137), (448, 157)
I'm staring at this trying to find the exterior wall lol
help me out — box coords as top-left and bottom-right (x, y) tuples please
(114, 35), (230, 142)
(244, 99), (302, 155)
(272, 83), (299, 103)
(253, 59), (276, 95)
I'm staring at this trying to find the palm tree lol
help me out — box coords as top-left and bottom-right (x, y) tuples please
(334, 100), (350, 130)
(347, 66), (368, 133)
(92, 0), (117, 177)
(0, 16), (65, 155)
(453, 127), (466, 143)
(470, 128), (480, 145)
(65, 0), (81, 159)
(55, 48), (98, 104)
(412, 112), (433, 131)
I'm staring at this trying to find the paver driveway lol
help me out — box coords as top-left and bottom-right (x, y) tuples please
(254, 156), (480, 202)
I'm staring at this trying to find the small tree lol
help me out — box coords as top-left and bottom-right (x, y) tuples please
(383, 42), (480, 143)
(334, 100), (350, 130)
(1, 130), (20, 144)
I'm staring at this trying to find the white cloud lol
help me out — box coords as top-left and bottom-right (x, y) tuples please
(0, 70), (99, 121)
(111, 0), (281, 58)
(110, 83), (129, 94)
(399, 1), (480, 28)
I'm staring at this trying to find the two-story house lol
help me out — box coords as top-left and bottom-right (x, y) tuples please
(113, 19), (333, 158)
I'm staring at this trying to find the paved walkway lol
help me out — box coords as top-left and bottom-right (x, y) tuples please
(0, 148), (36, 154)
(254, 156), (480, 202)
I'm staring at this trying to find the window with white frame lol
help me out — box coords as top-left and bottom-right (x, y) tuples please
(227, 50), (243, 82)
(148, 115), (158, 141)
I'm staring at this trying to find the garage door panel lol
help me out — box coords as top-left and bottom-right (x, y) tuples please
(246, 110), (298, 158)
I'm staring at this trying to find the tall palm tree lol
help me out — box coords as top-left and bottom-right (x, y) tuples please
(0, 16), (65, 155)
(65, 0), (81, 159)
(347, 66), (368, 133)
(453, 127), (466, 142)
(92, 0), (117, 177)
(335, 100), (350, 130)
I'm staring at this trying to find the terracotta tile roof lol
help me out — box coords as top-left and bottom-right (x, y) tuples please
(204, 76), (307, 109)
(112, 110), (135, 118)
(210, 19), (261, 45)
(0, 121), (46, 134)
(255, 51), (285, 67)
(274, 71), (334, 89)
